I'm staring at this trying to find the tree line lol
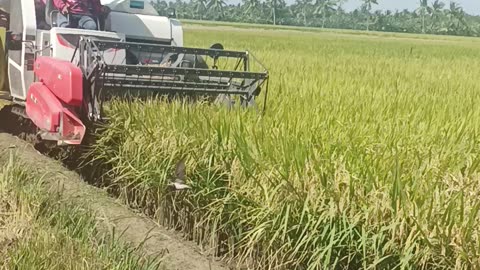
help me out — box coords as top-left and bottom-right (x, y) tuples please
(152, 0), (480, 37)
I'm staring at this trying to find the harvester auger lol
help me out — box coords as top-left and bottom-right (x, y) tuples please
(1, 0), (269, 145)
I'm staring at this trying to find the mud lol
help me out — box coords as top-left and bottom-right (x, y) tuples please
(0, 105), (36, 138)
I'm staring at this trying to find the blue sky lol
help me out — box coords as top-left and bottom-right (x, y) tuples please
(341, 0), (479, 15)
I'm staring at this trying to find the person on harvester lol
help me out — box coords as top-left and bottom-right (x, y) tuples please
(53, 0), (110, 30)
(35, 0), (50, 30)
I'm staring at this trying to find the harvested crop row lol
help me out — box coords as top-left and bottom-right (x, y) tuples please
(0, 154), (162, 269)
(90, 26), (480, 269)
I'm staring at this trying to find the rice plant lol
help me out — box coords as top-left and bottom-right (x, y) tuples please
(90, 26), (480, 269)
(0, 154), (163, 269)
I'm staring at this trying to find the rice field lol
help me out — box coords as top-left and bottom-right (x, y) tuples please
(91, 24), (480, 269)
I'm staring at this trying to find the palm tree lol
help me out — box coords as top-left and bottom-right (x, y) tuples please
(207, 0), (226, 19)
(416, 0), (430, 33)
(314, 0), (338, 28)
(243, 0), (261, 20)
(293, 0), (312, 26)
(192, 0), (208, 20)
(446, 2), (467, 33)
(429, 0), (445, 32)
(152, 0), (169, 16)
(262, 0), (278, 25)
(361, 0), (378, 31)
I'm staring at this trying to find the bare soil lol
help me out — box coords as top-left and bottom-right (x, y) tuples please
(0, 132), (228, 270)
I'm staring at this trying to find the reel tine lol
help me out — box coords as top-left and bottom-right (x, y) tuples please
(80, 40), (269, 112)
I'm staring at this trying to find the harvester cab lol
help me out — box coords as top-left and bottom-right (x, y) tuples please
(3, 0), (269, 145)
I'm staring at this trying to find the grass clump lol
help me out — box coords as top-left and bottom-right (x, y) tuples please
(90, 26), (480, 269)
(0, 154), (162, 269)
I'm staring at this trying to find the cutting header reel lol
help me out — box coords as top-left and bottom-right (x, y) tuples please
(75, 38), (269, 121)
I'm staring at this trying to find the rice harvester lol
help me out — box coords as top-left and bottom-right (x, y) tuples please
(1, 0), (269, 145)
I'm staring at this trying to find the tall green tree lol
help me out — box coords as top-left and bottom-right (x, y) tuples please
(155, 0), (480, 37)
(152, 0), (169, 16)
(416, 0), (430, 33)
(430, 0), (445, 32)
(361, 0), (378, 31)
(265, 0), (278, 25)
(314, 0), (338, 28)
(192, 0), (208, 19)
(207, 0), (226, 19)
(294, 0), (313, 26)
(243, 0), (261, 21)
(446, 2), (470, 34)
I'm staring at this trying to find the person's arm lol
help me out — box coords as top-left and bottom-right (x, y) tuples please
(53, 0), (68, 14)
(91, 0), (104, 14)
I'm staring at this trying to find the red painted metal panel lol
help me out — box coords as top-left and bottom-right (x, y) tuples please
(26, 82), (85, 145)
(26, 82), (61, 132)
(34, 57), (83, 107)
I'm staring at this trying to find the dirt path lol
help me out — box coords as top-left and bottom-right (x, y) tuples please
(0, 133), (227, 270)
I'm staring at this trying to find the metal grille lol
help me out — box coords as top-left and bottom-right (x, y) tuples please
(74, 38), (269, 121)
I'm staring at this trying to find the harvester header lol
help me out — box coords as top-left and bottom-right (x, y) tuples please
(77, 38), (269, 121)
(1, 0), (269, 145)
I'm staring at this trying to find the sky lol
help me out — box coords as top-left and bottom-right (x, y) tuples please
(223, 0), (480, 15)
(341, 0), (480, 15)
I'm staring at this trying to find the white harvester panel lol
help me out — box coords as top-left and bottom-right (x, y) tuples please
(101, 0), (158, 15)
(105, 12), (173, 43)
(6, 0), (184, 103)
(170, 20), (184, 47)
(101, 0), (183, 46)
(7, 0), (36, 101)
(50, 27), (126, 65)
